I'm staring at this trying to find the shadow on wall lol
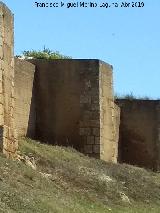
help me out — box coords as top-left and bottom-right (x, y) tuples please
(27, 59), (82, 149)
(118, 125), (156, 169)
(117, 99), (159, 171)
(14, 58), (36, 139)
(26, 71), (36, 139)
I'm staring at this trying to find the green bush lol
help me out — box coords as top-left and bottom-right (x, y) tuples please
(21, 47), (71, 59)
(114, 92), (151, 100)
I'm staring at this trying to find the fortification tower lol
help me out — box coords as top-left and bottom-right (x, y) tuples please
(0, 2), (18, 157)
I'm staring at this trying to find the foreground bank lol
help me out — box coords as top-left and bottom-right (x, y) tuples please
(0, 137), (160, 212)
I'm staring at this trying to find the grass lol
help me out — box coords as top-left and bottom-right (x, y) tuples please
(0, 137), (160, 212)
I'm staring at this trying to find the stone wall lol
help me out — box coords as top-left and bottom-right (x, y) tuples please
(0, 2), (18, 157)
(4, 2), (160, 169)
(112, 104), (120, 162)
(156, 102), (160, 170)
(0, 2), (120, 163)
(78, 60), (100, 158)
(30, 59), (83, 150)
(29, 59), (119, 161)
(14, 58), (36, 138)
(116, 99), (160, 170)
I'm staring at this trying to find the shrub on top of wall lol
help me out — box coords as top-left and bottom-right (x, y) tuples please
(16, 47), (72, 60)
(114, 92), (151, 101)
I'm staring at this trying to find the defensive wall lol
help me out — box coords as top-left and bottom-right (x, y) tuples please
(0, 1), (120, 162)
(1, 1), (160, 170)
(14, 59), (119, 162)
(116, 99), (160, 170)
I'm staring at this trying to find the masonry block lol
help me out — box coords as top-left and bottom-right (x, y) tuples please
(79, 127), (91, 136)
(92, 128), (100, 136)
(95, 137), (100, 144)
(87, 136), (94, 145)
(93, 145), (100, 154)
(84, 145), (93, 154)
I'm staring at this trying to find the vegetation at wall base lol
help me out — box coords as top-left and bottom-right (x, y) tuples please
(0, 137), (160, 212)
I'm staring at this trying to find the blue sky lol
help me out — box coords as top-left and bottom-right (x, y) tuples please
(2, 0), (160, 98)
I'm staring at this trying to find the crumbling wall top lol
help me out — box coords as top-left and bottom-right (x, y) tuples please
(0, 1), (13, 15)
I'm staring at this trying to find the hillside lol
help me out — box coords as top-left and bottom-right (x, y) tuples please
(0, 138), (160, 212)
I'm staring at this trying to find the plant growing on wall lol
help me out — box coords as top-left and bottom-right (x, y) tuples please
(17, 47), (71, 59)
(114, 92), (151, 100)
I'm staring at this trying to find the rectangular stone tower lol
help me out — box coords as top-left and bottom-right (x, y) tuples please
(0, 2), (18, 157)
(29, 59), (120, 162)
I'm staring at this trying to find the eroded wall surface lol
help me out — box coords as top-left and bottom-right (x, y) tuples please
(116, 100), (160, 170)
(112, 104), (120, 162)
(29, 59), (119, 161)
(99, 62), (120, 162)
(14, 58), (36, 138)
(78, 60), (100, 158)
(0, 2), (18, 157)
